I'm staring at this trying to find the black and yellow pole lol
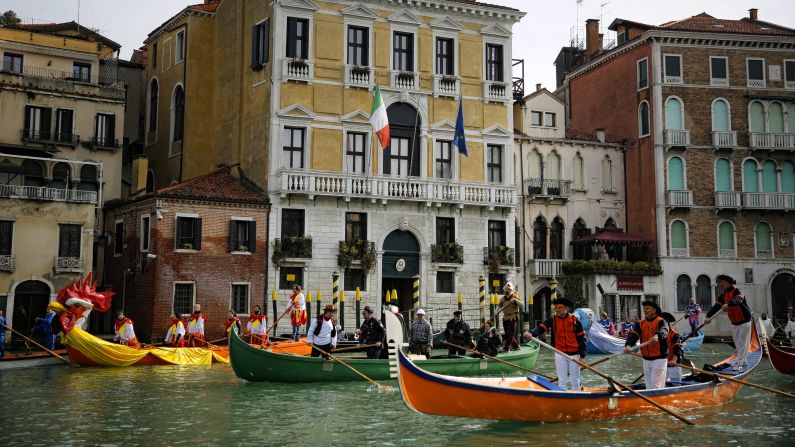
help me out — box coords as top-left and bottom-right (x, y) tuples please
(306, 290), (312, 331)
(339, 289), (346, 331)
(332, 271), (340, 306)
(271, 289), (278, 334)
(355, 287), (361, 328)
(316, 290), (322, 317)
(550, 277), (558, 311)
(412, 275), (420, 315)
(457, 292), (463, 311)
(489, 293), (495, 320)
(479, 275), (486, 324)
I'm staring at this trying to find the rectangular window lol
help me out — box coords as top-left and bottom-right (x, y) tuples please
(387, 136), (411, 176)
(345, 212), (367, 242)
(231, 283), (250, 314)
(530, 111), (542, 126)
(175, 216), (202, 250)
(286, 17), (309, 59)
(486, 44), (503, 81)
(281, 209), (305, 238)
(279, 266), (304, 290)
(344, 268), (366, 291)
(229, 219), (256, 252)
(0, 221), (13, 256)
(436, 271), (454, 293)
(114, 220), (124, 256)
(435, 140), (452, 179)
(252, 19), (270, 69)
(282, 127), (305, 169)
(637, 58), (648, 89)
(152, 43), (158, 68)
(55, 109), (74, 142)
(747, 58), (765, 87)
(94, 113), (116, 147)
(175, 29), (185, 63)
(393, 32), (414, 72)
(72, 62), (91, 82)
(785, 60), (795, 88)
(487, 144), (503, 183)
(347, 25), (368, 66)
(140, 215), (150, 253)
(24, 106), (52, 140)
(435, 37), (454, 75)
(663, 54), (682, 83)
(346, 132), (366, 173)
(173, 283), (195, 316)
(436, 217), (455, 244)
(58, 224), (82, 258)
(487, 220), (506, 249)
(2, 52), (23, 73)
(544, 112), (556, 127)
(710, 57), (728, 85)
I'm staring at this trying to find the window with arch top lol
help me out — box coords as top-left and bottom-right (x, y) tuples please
(755, 222), (773, 258)
(670, 220), (687, 257)
(668, 156), (684, 190)
(676, 274), (692, 311)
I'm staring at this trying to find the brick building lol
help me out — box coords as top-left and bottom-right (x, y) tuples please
(561, 10), (795, 335)
(102, 168), (269, 342)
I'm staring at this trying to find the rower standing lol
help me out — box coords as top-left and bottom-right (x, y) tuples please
(498, 282), (522, 351)
(289, 285), (308, 341)
(0, 309), (6, 357)
(247, 305), (267, 344)
(357, 305), (385, 359)
(443, 310), (473, 355)
(165, 312), (186, 347)
(704, 274), (752, 370)
(624, 301), (669, 390)
(224, 310), (242, 339)
(408, 309), (433, 358)
(187, 304), (206, 347)
(307, 304), (338, 357)
(33, 307), (56, 350)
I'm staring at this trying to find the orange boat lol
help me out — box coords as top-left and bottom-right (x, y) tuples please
(394, 322), (762, 423)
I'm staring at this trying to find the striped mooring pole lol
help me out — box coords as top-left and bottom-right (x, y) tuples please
(479, 275), (486, 324)
(457, 292), (463, 311)
(306, 290), (312, 331)
(339, 289), (345, 331)
(412, 275), (420, 316)
(355, 287), (361, 328)
(271, 289), (278, 333)
(332, 271), (340, 306)
(550, 277), (558, 308)
(316, 290), (322, 318)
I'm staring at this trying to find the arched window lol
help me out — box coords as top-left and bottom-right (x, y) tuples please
(532, 216), (547, 260)
(22, 160), (44, 187)
(718, 221), (736, 257)
(670, 220), (688, 256)
(665, 97), (683, 129)
(676, 274), (692, 311)
(781, 161), (795, 192)
(546, 151), (560, 180)
(146, 170), (155, 193)
(668, 156), (684, 190)
(695, 275), (712, 311)
(604, 217), (617, 229)
(572, 218), (590, 260)
(78, 165), (98, 192)
(638, 101), (650, 136)
(711, 99), (730, 131)
(51, 162), (70, 189)
(171, 85), (185, 142)
(755, 222), (773, 258)
(527, 150), (542, 194)
(742, 159), (759, 192)
(573, 152), (584, 188)
(768, 102), (784, 133)
(602, 156), (613, 191)
(148, 79), (158, 133)
(761, 160), (778, 192)
(749, 101), (765, 133)
(715, 158), (732, 192)
(550, 217), (564, 259)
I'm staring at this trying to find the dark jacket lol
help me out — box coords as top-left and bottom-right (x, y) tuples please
(475, 327), (502, 357)
(360, 317), (385, 345)
(443, 319), (472, 346)
(706, 286), (752, 325)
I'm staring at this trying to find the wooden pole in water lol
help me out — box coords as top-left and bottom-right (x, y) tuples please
(355, 287), (361, 328)
(479, 275), (486, 325)
(306, 290), (313, 332)
(271, 290), (278, 334)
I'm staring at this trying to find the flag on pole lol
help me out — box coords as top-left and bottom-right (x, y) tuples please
(453, 95), (468, 157)
(370, 85), (390, 150)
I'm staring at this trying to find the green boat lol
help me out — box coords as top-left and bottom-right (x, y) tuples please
(229, 328), (540, 383)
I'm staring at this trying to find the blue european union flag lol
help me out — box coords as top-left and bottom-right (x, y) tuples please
(453, 95), (468, 157)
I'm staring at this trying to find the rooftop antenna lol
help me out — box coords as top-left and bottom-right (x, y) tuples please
(600, 2), (609, 34)
(576, 0), (583, 42)
(77, 0), (81, 33)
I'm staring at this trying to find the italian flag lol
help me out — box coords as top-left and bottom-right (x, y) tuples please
(370, 85), (390, 150)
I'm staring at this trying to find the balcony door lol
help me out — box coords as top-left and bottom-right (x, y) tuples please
(384, 103), (420, 177)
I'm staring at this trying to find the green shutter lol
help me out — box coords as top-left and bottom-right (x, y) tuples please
(668, 157), (684, 190)
(762, 160), (778, 192)
(665, 98), (683, 130)
(749, 102), (765, 133)
(743, 160), (758, 192)
(715, 158), (731, 192)
(789, 103), (795, 135)
(768, 103), (784, 133)
(719, 222), (734, 250)
(756, 223), (771, 251)
(781, 161), (795, 192)
(671, 221), (687, 249)
(712, 100), (729, 131)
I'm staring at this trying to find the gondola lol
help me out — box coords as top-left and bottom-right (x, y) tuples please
(0, 349), (69, 370)
(765, 337), (795, 375)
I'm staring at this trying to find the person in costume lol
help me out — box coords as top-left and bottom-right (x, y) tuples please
(356, 305), (385, 359)
(524, 297), (586, 391)
(0, 309), (7, 357)
(165, 312), (186, 347)
(113, 310), (139, 347)
(288, 284), (307, 341)
(704, 274), (752, 370)
(474, 320), (501, 358)
(624, 301), (669, 390)
(246, 305), (267, 344)
(785, 314), (795, 347)
(33, 307), (57, 350)
(598, 311), (616, 335)
(685, 297), (702, 336)
(408, 309), (433, 358)
(307, 304), (338, 357)
(224, 310), (242, 340)
(661, 312), (684, 382)
(187, 303), (206, 347)
(498, 281), (522, 351)
(442, 310), (473, 355)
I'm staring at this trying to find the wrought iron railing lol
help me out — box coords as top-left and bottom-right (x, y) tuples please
(524, 178), (572, 198)
(0, 255), (14, 271)
(91, 136), (119, 149)
(1, 63), (124, 87)
(55, 256), (84, 273)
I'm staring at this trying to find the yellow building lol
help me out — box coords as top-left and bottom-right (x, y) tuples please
(0, 21), (125, 337)
(142, 0), (524, 326)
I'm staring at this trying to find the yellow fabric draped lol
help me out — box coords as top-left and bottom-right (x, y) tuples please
(62, 327), (228, 366)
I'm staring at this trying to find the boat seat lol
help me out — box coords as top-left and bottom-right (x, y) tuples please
(527, 375), (566, 391)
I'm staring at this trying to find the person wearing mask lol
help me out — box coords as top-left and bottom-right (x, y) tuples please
(704, 274), (752, 370)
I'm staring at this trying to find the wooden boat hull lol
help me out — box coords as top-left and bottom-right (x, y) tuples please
(0, 350), (69, 370)
(766, 339), (795, 375)
(229, 329), (540, 382)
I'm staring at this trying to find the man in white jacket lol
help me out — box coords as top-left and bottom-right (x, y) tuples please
(307, 304), (338, 357)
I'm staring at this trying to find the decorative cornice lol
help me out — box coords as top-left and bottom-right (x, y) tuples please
(144, 8), (216, 44)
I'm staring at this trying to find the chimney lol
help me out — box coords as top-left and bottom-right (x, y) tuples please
(596, 128), (606, 143)
(536, 83), (542, 91)
(749, 8), (758, 21)
(131, 155), (149, 196)
(585, 19), (601, 58)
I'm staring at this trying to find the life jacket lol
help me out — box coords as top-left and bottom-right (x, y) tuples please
(718, 287), (752, 325)
(639, 316), (667, 359)
(549, 313), (582, 354)
(666, 328), (681, 362)
(313, 316), (336, 338)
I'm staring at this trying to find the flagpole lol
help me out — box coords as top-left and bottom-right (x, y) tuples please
(406, 93), (422, 185)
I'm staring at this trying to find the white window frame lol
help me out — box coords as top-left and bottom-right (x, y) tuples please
(432, 28), (458, 77)
(230, 282), (251, 314)
(754, 221), (774, 259)
(113, 218), (125, 258)
(344, 20), (373, 68)
(638, 101), (650, 137)
(281, 125), (309, 170)
(572, 151), (586, 190)
(746, 57), (766, 88)
(709, 56), (729, 86)
(285, 14), (313, 61)
(601, 155), (614, 193)
(484, 143), (504, 185)
(174, 212), (200, 253)
(664, 96), (685, 130)
(140, 214), (151, 253)
(483, 38), (507, 83)
(54, 107), (76, 139)
(637, 57), (649, 91)
(711, 98), (733, 132)
(230, 216), (254, 255)
(172, 281), (196, 315)
(784, 59), (795, 89)
(175, 28), (186, 65)
(341, 116), (372, 174)
(433, 139), (457, 180)
(94, 111), (115, 146)
(390, 25), (418, 73)
(668, 219), (690, 257)
(717, 220), (738, 258)
(663, 53), (683, 84)
(713, 157), (736, 192)
(667, 155), (688, 190)
(530, 110), (543, 127)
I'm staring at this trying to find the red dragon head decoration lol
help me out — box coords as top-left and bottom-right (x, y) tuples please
(50, 273), (114, 334)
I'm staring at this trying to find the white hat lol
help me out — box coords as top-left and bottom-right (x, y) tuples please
(416, 309), (426, 315)
(504, 281), (514, 291)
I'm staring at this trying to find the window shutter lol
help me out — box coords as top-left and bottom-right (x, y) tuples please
(193, 218), (202, 250)
(263, 20), (270, 64)
(108, 115), (116, 141)
(407, 35), (414, 71)
(362, 29), (369, 66)
(251, 25), (261, 69)
(229, 220), (237, 252)
(94, 114), (100, 140)
(42, 108), (52, 139)
(24, 105), (32, 132)
(286, 18), (296, 58)
(300, 20), (309, 59)
(248, 221), (257, 252)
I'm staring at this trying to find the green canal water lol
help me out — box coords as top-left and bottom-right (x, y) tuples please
(1, 343), (793, 446)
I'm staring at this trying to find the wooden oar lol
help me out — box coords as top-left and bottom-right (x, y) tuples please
(266, 307), (293, 335)
(472, 305), (507, 334)
(678, 363), (795, 399)
(549, 338), (656, 383)
(0, 323), (70, 365)
(332, 343), (379, 353)
(243, 331), (269, 345)
(533, 337), (695, 425)
(304, 342), (393, 392)
(442, 341), (555, 380)
(682, 308), (724, 343)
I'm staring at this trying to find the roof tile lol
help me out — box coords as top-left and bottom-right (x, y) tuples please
(155, 167), (268, 204)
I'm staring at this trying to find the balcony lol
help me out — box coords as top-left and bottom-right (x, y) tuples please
(22, 130), (80, 147)
(524, 178), (572, 202)
(55, 256), (85, 273)
(0, 255), (14, 272)
(719, 249), (737, 258)
(666, 190), (693, 208)
(338, 240), (376, 273)
(344, 65), (373, 89)
(664, 129), (690, 147)
(712, 131), (737, 147)
(431, 242), (464, 264)
(787, 80), (795, 89)
(483, 80), (510, 102)
(0, 63), (125, 100)
(527, 259), (563, 278)
(483, 246), (515, 270)
(747, 79), (765, 88)
(741, 192), (795, 210)
(749, 132), (795, 150)
(273, 236), (312, 259)
(276, 169), (516, 209)
(390, 70), (419, 91)
(90, 136), (120, 150)
(714, 191), (741, 209)
(432, 74), (460, 98)
(281, 58), (314, 83)
(756, 249), (774, 259)
(0, 184), (97, 204)
(664, 75), (683, 84)
(670, 248), (689, 257)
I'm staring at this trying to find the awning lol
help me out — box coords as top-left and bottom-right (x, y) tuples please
(572, 228), (652, 246)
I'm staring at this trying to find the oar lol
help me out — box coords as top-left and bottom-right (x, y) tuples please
(682, 308), (724, 343)
(678, 363), (795, 399)
(533, 337), (695, 425)
(304, 342), (393, 392)
(266, 307), (293, 335)
(472, 305), (507, 334)
(332, 343), (379, 353)
(242, 331), (269, 345)
(442, 341), (555, 380)
(548, 338), (656, 383)
(0, 322), (70, 365)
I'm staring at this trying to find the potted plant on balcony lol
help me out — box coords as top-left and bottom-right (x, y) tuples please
(351, 65), (370, 76)
(441, 74), (458, 82)
(181, 242), (193, 250)
(397, 71), (415, 82)
(431, 242), (464, 264)
(289, 57), (308, 69)
(486, 245), (514, 273)
(338, 239), (376, 274)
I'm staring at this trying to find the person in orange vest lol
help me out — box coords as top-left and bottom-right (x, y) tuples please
(187, 303), (206, 347)
(704, 274), (752, 371)
(164, 312), (186, 347)
(224, 310), (242, 340)
(247, 305), (267, 344)
(624, 301), (669, 389)
(113, 310), (139, 347)
(661, 312), (684, 383)
(523, 297), (586, 391)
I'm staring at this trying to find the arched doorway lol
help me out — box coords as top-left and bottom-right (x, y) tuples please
(382, 230), (420, 313)
(12, 280), (51, 338)
(534, 286), (553, 324)
(771, 272), (795, 324)
(384, 103), (421, 177)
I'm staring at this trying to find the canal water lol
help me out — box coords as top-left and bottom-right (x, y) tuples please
(1, 343), (793, 446)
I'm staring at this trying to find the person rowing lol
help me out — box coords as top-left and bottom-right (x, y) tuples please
(661, 312), (685, 383)
(703, 274), (752, 371)
(624, 301), (668, 390)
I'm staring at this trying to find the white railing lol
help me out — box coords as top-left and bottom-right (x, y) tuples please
(712, 131), (737, 147)
(0, 255), (14, 271)
(747, 78), (765, 88)
(55, 256), (84, 273)
(664, 75), (683, 84)
(665, 129), (690, 146)
(719, 249), (736, 258)
(528, 259), (564, 277)
(524, 178), (573, 199)
(749, 132), (795, 149)
(670, 248), (689, 257)
(390, 70), (419, 91)
(667, 190), (693, 207)
(483, 80), (510, 102)
(710, 78), (729, 86)
(281, 58), (314, 82)
(756, 250), (774, 259)
(277, 169), (517, 207)
(0, 184), (97, 204)
(742, 192), (795, 210)
(432, 75), (460, 98)
(344, 65), (373, 89)
(714, 191), (741, 208)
